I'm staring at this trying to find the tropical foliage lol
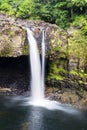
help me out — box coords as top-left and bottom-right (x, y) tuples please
(0, 0), (87, 28)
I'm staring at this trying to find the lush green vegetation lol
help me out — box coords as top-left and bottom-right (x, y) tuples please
(0, 0), (87, 29)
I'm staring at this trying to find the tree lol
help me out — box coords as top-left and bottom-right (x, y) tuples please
(40, 3), (54, 23)
(53, 1), (70, 28)
(0, 2), (14, 15)
(72, 0), (87, 14)
(16, 0), (34, 18)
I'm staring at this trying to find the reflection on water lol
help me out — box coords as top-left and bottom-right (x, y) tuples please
(29, 107), (44, 130)
(0, 95), (87, 130)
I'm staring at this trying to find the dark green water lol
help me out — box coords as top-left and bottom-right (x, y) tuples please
(0, 96), (87, 130)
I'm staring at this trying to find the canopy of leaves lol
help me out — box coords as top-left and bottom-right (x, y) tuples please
(0, 0), (87, 29)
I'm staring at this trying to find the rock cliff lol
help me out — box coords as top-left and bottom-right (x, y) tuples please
(0, 13), (67, 57)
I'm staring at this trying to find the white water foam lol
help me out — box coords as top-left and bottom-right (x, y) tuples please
(7, 95), (80, 115)
(41, 30), (45, 98)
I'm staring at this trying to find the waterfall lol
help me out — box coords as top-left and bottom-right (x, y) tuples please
(25, 28), (79, 114)
(26, 28), (44, 103)
(41, 30), (45, 99)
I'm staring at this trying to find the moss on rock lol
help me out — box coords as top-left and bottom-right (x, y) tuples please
(22, 45), (29, 55)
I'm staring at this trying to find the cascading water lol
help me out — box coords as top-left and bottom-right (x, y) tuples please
(41, 29), (45, 98)
(26, 27), (79, 114)
(26, 28), (44, 103)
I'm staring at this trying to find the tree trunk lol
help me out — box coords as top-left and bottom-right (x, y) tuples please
(71, 7), (74, 19)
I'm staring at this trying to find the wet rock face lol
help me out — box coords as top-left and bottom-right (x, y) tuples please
(45, 87), (87, 109)
(0, 14), (26, 57)
(0, 13), (67, 57)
